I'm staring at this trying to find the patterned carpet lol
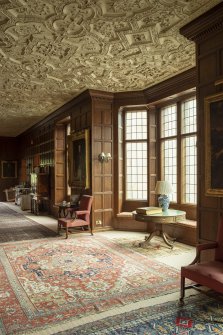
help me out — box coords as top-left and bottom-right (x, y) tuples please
(0, 202), (57, 242)
(57, 291), (223, 334)
(0, 235), (181, 334)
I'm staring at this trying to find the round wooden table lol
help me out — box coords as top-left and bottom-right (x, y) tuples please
(133, 209), (186, 248)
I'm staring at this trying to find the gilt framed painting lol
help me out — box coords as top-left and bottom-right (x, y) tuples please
(68, 129), (90, 188)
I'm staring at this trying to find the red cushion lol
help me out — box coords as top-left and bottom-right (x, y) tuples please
(58, 218), (89, 228)
(182, 261), (223, 293)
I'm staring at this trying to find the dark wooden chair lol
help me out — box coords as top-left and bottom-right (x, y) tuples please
(180, 216), (223, 304)
(58, 195), (93, 239)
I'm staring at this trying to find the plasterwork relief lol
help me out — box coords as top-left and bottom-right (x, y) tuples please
(0, 0), (221, 136)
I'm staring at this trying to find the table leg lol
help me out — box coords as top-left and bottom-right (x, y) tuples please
(139, 222), (175, 249)
(139, 230), (159, 247)
(164, 232), (176, 241)
(161, 232), (174, 249)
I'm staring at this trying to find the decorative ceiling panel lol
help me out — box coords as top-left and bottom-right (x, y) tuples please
(0, 0), (221, 136)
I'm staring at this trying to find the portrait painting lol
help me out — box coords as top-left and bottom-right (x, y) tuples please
(68, 129), (90, 188)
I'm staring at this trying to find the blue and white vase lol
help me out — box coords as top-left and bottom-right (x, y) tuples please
(158, 194), (170, 212)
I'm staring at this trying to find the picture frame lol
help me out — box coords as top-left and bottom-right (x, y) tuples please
(1, 161), (17, 178)
(68, 129), (90, 188)
(205, 92), (223, 196)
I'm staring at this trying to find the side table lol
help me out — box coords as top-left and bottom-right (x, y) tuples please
(58, 203), (79, 218)
(133, 209), (186, 248)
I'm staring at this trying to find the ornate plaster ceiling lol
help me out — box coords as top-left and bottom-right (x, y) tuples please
(0, 0), (221, 137)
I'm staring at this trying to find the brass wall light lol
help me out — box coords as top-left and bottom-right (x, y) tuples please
(98, 152), (112, 163)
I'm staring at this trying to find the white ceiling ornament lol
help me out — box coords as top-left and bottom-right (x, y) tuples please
(0, 0), (221, 136)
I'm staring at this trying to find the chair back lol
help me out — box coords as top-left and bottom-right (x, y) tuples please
(78, 195), (93, 222)
(215, 216), (223, 261)
(79, 195), (93, 211)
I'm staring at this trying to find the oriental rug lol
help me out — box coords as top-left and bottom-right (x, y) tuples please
(0, 202), (57, 242)
(57, 291), (223, 335)
(0, 235), (180, 334)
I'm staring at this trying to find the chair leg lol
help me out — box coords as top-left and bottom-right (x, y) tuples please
(179, 276), (185, 306)
(58, 221), (61, 235)
(65, 224), (69, 239)
(89, 224), (93, 235)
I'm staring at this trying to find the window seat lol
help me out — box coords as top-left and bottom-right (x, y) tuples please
(115, 212), (197, 246)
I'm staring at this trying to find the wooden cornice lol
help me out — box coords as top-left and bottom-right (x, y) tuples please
(143, 68), (196, 103)
(180, 2), (223, 42)
(113, 90), (147, 106)
(19, 90), (93, 136)
(89, 89), (114, 101)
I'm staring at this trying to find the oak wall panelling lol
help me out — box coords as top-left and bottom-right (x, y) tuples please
(180, 2), (223, 242)
(91, 91), (114, 230)
(54, 124), (66, 206)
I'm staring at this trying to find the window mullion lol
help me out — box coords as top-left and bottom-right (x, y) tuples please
(177, 101), (182, 204)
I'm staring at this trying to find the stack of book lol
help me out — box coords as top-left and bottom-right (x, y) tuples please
(136, 206), (162, 215)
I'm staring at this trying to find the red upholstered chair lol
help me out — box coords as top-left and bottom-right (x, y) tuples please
(66, 188), (91, 218)
(180, 216), (223, 304)
(58, 195), (93, 239)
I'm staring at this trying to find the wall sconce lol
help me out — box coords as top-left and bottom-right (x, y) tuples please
(98, 152), (112, 163)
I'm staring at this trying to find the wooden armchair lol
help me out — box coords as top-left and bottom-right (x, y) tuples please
(66, 188), (91, 218)
(180, 216), (223, 304)
(58, 195), (93, 239)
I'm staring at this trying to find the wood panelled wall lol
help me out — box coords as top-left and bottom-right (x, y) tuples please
(54, 124), (66, 206)
(91, 92), (114, 230)
(180, 2), (223, 242)
(0, 137), (19, 201)
(17, 90), (115, 230)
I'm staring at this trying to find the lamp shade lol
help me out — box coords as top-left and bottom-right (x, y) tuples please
(155, 180), (173, 195)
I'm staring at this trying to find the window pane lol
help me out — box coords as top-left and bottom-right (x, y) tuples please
(125, 111), (147, 140)
(182, 98), (197, 134)
(161, 105), (177, 138)
(162, 139), (177, 202)
(160, 97), (197, 207)
(126, 142), (147, 200)
(183, 136), (197, 204)
(125, 110), (148, 200)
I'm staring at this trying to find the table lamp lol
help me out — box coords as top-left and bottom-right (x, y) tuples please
(155, 180), (173, 211)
